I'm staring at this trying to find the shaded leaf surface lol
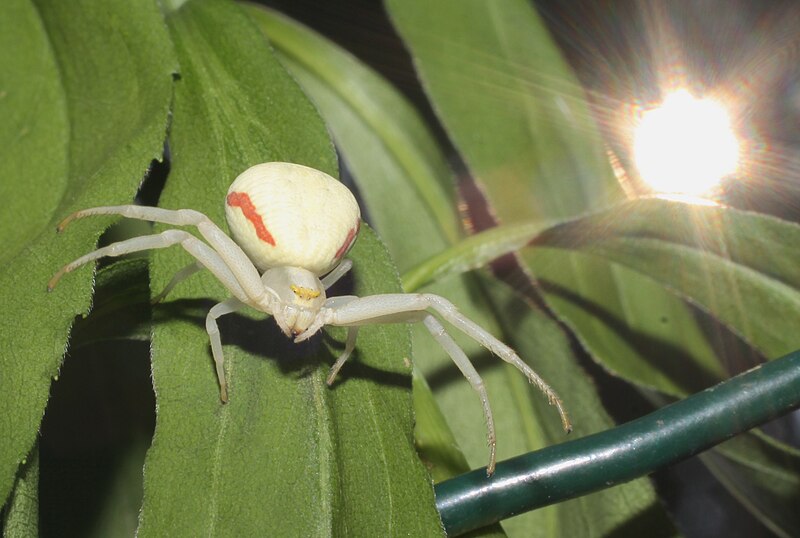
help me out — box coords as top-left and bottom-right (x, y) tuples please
(479, 277), (678, 538)
(138, 1), (441, 535)
(1, 450), (39, 538)
(701, 433), (800, 538)
(0, 0), (174, 503)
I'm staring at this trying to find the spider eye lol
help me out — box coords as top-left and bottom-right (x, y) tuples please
(225, 162), (361, 275)
(291, 284), (321, 301)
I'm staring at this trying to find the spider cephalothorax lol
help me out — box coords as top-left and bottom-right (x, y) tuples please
(49, 162), (570, 475)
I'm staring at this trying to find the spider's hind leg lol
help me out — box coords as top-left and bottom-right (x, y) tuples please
(422, 314), (497, 476)
(425, 295), (572, 435)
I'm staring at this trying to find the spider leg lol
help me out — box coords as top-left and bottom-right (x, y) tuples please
(206, 298), (245, 403)
(327, 293), (571, 452)
(152, 261), (204, 304)
(422, 314), (497, 475)
(320, 259), (353, 289)
(326, 327), (359, 385)
(57, 205), (267, 304)
(423, 295), (571, 434)
(48, 230), (250, 304)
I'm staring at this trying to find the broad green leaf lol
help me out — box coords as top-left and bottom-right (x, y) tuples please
(0, 0), (174, 503)
(533, 199), (800, 359)
(529, 252), (726, 395)
(532, 199), (800, 534)
(386, 0), (721, 396)
(386, 0), (622, 220)
(255, 5), (672, 535)
(138, 1), (441, 535)
(2, 449), (38, 538)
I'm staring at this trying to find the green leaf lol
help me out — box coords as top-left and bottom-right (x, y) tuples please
(2, 449), (39, 538)
(385, 0), (622, 221)
(532, 199), (800, 534)
(0, 0), (174, 503)
(533, 199), (800, 360)
(138, 1), (442, 535)
(402, 220), (556, 292)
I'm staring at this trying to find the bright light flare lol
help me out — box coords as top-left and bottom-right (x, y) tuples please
(633, 89), (740, 196)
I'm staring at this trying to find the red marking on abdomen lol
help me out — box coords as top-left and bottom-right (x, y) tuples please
(226, 192), (276, 246)
(335, 220), (360, 258)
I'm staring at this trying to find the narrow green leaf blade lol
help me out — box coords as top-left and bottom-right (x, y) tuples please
(534, 199), (800, 361)
(402, 220), (555, 292)
(386, 0), (622, 221)
(138, 1), (441, 535)
(0, 0), (174, 502)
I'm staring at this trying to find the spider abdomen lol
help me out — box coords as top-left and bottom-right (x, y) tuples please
(225, 162), (361, 275)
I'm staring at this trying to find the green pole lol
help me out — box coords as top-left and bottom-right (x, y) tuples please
(435, 349), (800, 535)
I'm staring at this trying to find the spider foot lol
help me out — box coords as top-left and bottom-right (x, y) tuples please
(47, 270), (66, 292)
(56, 212), (80, 233)
(325, 368), (338, 386)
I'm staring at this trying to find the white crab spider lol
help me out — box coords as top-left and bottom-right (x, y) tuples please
(49, 162), (571, 475)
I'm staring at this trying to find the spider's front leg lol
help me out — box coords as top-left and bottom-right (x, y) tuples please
(206, 298), (246, 402)
(325, 293), (571, 476)
(51, 205), (284, 404)
(55, 205), (268, 303)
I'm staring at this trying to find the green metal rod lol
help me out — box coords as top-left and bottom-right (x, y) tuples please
(435, 349), (800, 536)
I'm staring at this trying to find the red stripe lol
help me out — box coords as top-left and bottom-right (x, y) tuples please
(226, 192), (276, 246)
(335, 220), (360, 258)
